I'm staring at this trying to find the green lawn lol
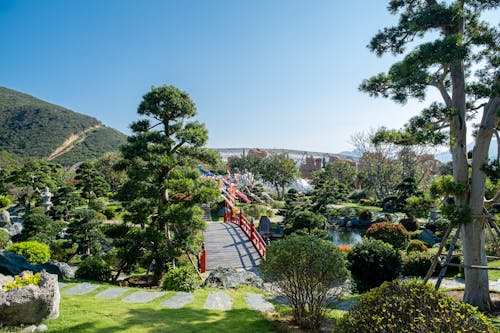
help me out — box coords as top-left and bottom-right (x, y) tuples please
(338, 202), (383, 213)
(1, 283), (276, 333)
(488, 259), (500, 281)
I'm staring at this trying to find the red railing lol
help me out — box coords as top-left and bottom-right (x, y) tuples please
(197, 243), (206, 273)
(224, 207), (267, 260)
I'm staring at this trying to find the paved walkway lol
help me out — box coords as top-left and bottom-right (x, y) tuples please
(204, 222), (261, 271)
(60, 282), (274, 312)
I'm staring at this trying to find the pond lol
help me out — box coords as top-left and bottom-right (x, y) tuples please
(328, 228), (365, 247)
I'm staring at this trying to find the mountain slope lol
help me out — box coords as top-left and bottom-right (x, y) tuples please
(0, 86), (126, 165)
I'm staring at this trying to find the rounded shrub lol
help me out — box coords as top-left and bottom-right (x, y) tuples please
(402, 251), (436, 277)
(103, 205), (118, 220)
(75, 256), (111, 281)
(400, 217), (418, 232)
(6, 241), (50, 264)
(162, 265), (200, 292)
(365, 222), (410, 249)
(406, 239), (428, 253)
(0, 229), (10, 249)
(358, 209), (372, 221)
(0, 196), (11, 209)
(347, 239), (402, 293)
(336, 279), (493, 333)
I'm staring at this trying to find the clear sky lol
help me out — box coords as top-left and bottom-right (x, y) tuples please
(0, 1), (497, 153)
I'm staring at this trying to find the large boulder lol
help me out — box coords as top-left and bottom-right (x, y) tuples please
(0, 210), (11, 227)
(0, 271), (60, 325)
(202, 267), (263, 289)
(0, 250), (74, 279)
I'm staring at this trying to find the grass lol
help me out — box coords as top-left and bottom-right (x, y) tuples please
(488, 259), (500, 281)
(1, 283), (276, 333)
(338, 202), (383, 213)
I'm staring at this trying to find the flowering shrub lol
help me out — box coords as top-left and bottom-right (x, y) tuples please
(365, 222), (410, 249)
(337, 245), (352, 253)
(402, 251), (436, 277)
(336, 279), (493, 333)
(3, 273), (41, 291)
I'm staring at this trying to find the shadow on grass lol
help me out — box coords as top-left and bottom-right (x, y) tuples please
(47, 307), (274, 333)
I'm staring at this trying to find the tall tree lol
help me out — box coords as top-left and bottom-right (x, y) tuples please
(117, 85), (219, 282)
(260, 153), (299, 200)
(360, 0), (499, 309)
(74, 162), (110, 203)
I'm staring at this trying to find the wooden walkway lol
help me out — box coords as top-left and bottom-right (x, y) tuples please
(204, 222), (261, 271)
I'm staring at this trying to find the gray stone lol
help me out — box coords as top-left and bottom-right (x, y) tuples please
(6, 222), (22, 237)
(96, 287), (127, 299)
(36, 324), (48, 332)
(22, 325), (37, 333)
(0, 271), (60, 326)
(63, 282), (98, 295)
(0, 272), (14, 287)
(160, 292), (194, 309)
(204, 291), (233, 311)
(0, 250), (75, 279)
(202, 267), (263, 289)
(123, 291), (166, 303)
(0, 210), (11, 227)
(245, 294), (274, 312)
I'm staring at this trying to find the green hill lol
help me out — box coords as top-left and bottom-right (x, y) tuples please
(0, 86), (127, 165)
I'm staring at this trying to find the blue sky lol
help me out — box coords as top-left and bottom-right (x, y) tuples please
(0, 1), (497, 153)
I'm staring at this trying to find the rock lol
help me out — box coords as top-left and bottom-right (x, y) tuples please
(22, 325), (37, 333)
(0, 271), (60, 325)
(0, 210), (11, 227)
(202, 267), (263, 289)
(0, 250), (74, 279)
(6, 222), (23, 237)
(0, 273), (14, 287)
(37, 324), (48, 332)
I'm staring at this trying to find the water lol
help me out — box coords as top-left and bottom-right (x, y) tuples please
(328, 228), (364, 247)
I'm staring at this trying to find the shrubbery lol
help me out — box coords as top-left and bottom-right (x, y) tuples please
(336, 279), (493, 333)
(6, 241), (51, 264)
(399, 217), (418, 232)
(75, 256), (112, 281)
(0, 229), (10, 249)
(0, 196), (11, 209)
(358, 209), (372, 221)
(103, 205), (119, 220)
(162, 265), (200, 292)
(406, 239), (428, 253)
(365, 222), (410, 249)
(347, 239), (402, 293)
(3, 272), (41, 291)
(402, 251), (435, 277)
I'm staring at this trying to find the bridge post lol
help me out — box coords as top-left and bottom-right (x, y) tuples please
(198, 242), (206, 273)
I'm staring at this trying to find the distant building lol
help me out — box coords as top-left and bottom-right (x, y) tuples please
(299, 155), (323, 179)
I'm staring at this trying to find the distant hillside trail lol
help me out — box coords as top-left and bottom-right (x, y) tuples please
(47, 125), (101, 161)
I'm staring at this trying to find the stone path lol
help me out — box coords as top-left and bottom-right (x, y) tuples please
(160, 292), (194, 308)
(204, 222), (261, 271)
(204, 291), (233, 311)
(58, 282), (274, 312)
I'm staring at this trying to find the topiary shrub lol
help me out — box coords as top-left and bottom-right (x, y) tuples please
(261, 234), (349, 329)
(6, 241), (51, 264)
(347, 239), (402, 293)
(162, 265), (200, 292)
(400, 217), (418, 232)
(402, 251), (436, 277)
(427, 217), (450, 235)
(75, 256), (111, 281)
(336, 279), (493, 333)
(365, 222), (410, 249)
(0, 229), (10, 249)
(103, 205), (118, 220)
(0, 196), (11, 209)
(358, 209), (372, 221)
(406, 239), (428, 253)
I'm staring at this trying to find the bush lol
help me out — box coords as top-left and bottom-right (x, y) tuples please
(0, 196), (11, 209)
(75, 256), (111, 281)
(402, 251), (436, 277)
(3, 272), (41, 291)
(103, 205), (118, 220)
(261, 234), (349, 329)
(6, 241), (51, 264)
(358, 209), (372, 221)
(347, 239), (402, 293)
(162, 265), (200, 292)
(359, 198), (372, 206)
(406, 239), (428, 253)
(365, 222), (410, 249)
(428, 217), (450, 234)
(349, 189), (368, 201)
(336, 279), (493, 333)
(400, 217), (418, 232)
(0, 229), (10, 249)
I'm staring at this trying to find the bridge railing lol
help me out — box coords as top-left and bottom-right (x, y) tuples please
(224, 208), (267, 260)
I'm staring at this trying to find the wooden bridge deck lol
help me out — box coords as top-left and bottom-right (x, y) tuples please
(204, 222), (261, 271)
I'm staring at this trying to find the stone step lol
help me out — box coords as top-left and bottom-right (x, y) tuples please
(123, 291), (166, 303)
(63, 283), (98, 295)
(160, 292), (194, 308)
(204, 291), (233, 311)
(245, 293), (274, 312)
(96, 287), (127, 299)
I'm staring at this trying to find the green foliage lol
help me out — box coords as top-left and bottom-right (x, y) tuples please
(406, 239), (428, 253)
(0, 87), (126, 165)
(402, 251), (435, 277)
(75, 162), (110, 202)
(336, 279), (493, 333)
(260, 153), (299, 200)
(365, 222), (410, 249)
(2, 272), (41, 291)
(358, 209), (372, 221)
(75, 256), (111, 281)
(103, 205), (118, 220)
(68, 209), (105, 256)
(0, 195), (11, 209)
(21, 213), (64, 245)
(405, 195), (435, 218)
(441, 204), (473, 226)
(428, 217), (450, 234)
(348, 189), (369, 201)
(227, 154), (264, 178)
(162, 265), (200, 292)
(284, 210), (325, 235)
(429, 175), (466, 199)
(6, 241), (51, 264)
(400, 216), (418, 232)
(0, 229), (10, 249)
(311, 177), (349, 213)
(347, 239), (402, 293)
(261, 234), (349, 329)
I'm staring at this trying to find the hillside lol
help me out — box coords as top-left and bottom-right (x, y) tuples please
(0, 86), (127, 165)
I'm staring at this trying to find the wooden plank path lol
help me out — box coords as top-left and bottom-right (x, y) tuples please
(204, 222), (261, 271)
